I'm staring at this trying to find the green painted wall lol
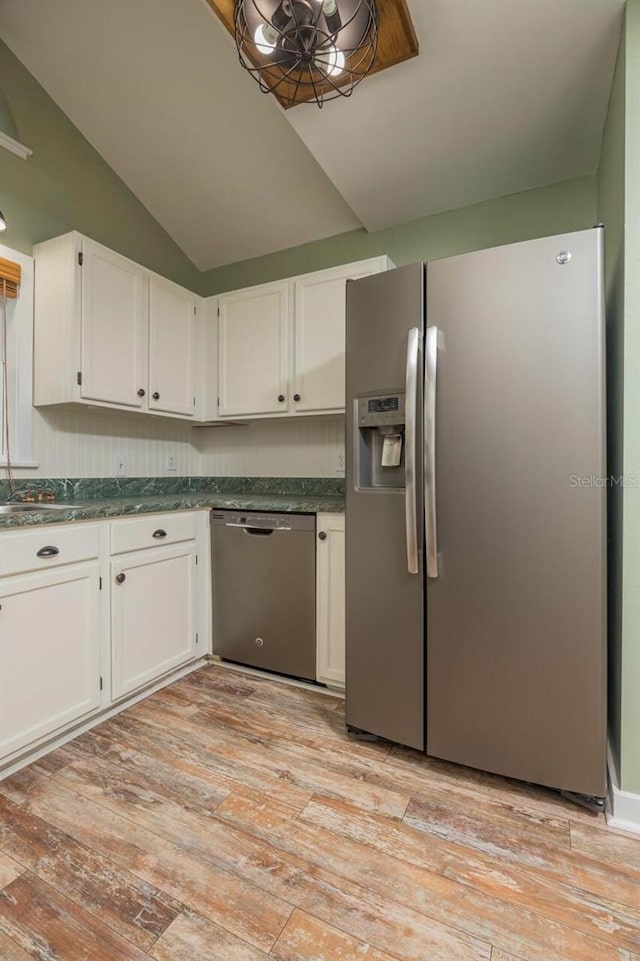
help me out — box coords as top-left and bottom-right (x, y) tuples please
(620, 0), (640, 796)
(598, 27), (625, 784)
(0, 40), (200, 291)
(201, 176), (597, 295)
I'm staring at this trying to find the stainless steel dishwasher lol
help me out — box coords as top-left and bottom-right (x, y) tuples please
(211, 510), (317, 681)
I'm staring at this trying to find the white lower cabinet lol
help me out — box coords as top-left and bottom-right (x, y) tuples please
(0, 506), (343, 771)
(0, 511), (207, 772)
(316, 513), (345, 689)
(0, 563), (101, 758)
(111, 543), (198, 700)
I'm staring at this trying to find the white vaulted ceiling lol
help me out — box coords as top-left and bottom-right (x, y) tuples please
(0, 0), (625, 271)
(287, 0), (625, 232)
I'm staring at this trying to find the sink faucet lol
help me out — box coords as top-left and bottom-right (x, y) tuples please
(9, 488), (56, 503)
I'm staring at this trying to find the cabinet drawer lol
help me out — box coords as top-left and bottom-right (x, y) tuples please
(0, 524), (100, 577)
(110, 511), (197, 555)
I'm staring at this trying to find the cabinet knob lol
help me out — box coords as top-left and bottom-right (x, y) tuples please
(152, 529), (167, 539)
(152, 391), (160, 401)
(137, 388), (145, 397)
(293, 393), (301, 402)
(115, 572), (126, 584)
(277, 394), (285, 403)
(318, 531), (327, 541)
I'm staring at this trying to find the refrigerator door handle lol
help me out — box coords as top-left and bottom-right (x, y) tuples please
(405, 327), (422, 575)
(425, 326), (439, 578)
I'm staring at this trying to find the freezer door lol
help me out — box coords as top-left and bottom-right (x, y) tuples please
(426, 228), (607, 797)
(345, 263), (425, 750)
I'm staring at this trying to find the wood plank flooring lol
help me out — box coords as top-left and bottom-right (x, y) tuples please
(0, 663), (639, 961)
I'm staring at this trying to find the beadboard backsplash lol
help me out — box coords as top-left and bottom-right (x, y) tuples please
(194, 415), (345, 478)
(17, 408), (200, 478)
(11, 408), (345, 478)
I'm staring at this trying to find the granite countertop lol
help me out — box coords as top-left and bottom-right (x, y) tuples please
(0, 478), (345, 530)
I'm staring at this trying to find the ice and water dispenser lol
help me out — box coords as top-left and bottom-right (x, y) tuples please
(355, 393), (406, 490)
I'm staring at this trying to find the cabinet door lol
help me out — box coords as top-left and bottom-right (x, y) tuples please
(0, 564), (101, 759)
(149, 275), (196, 417)
(111, 544), (197, 699)
(218, 281), (289, 417)
(80, 238), (148, 407)
(316, 514), (345, 689)
(293, 263), (382, 414)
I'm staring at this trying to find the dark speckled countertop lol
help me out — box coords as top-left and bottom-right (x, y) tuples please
(0, 477), (345, 530)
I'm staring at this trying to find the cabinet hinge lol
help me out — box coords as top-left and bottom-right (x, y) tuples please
(99, 576), (102, 590)
(193, 305), (197, 316)
(196, 633), (199, 645)
(195, 554), (199, 566)
(217, 306), (220, 318)
(77, 371), (82, 386)
(99, 676), (103, 691)
(193, 396), (196, 406)
(78, 251), (83, 266)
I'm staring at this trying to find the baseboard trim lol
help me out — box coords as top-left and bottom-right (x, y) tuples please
(606, 742), (640, 834)
(207, 654), (343, 699)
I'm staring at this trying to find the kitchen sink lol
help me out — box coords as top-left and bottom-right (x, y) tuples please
(0, 503), (78, 514)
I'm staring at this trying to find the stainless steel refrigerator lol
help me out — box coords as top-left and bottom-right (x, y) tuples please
(345, 227), (607, 806)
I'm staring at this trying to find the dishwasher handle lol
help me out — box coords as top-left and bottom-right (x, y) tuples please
(221, 522), (278, 535)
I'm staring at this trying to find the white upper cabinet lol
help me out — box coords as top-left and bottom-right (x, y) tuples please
(33, 232), (200, 422)
(149, 274), (196, 417)
(34, 233), (389, 424)
(218, 281), (290, 417)
(293, 260), (387, 413)
(80, 238), (148, 408)
(212, 256), (391, 420)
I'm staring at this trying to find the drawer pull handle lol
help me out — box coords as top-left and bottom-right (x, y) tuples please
(153, 529), (167, 539)
(37, 546), (59, 558)
(115, 573), (126, 584)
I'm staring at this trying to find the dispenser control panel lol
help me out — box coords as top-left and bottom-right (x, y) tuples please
(368, 397), (399, 414)
(357, 393), (405, 427)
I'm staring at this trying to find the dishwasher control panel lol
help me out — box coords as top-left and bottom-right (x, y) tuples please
(211, 510), (315, 532)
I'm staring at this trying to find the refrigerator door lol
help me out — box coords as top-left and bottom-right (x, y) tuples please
(345, 263), (425, 750)
(426, 228), (607, 797)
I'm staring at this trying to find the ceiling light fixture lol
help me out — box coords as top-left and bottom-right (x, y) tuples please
(234, 0), (378, 108)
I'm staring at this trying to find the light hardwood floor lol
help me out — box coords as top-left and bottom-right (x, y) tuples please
(0, 663), (639, 961)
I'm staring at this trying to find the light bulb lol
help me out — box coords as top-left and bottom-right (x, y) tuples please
(322, 45), (345, 77)
(322, 0), (341, 35)
(254, 23), (278, 55)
